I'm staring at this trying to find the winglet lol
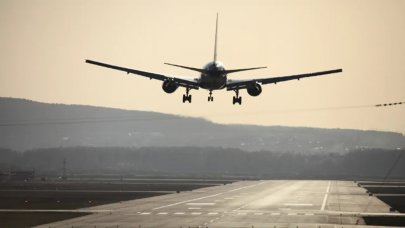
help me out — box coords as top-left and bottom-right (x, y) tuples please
(213, 13), (219, 63)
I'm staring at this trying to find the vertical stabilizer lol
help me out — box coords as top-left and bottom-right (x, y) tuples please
(213, 13), (218, 63)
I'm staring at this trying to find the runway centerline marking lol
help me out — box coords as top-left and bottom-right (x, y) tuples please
(321, 181), (331, 211)
(188, 207), (201, 210)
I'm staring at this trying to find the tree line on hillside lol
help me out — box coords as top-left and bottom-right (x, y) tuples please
(0, 147), (404, 179)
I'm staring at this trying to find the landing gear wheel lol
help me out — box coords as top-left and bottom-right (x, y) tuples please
(183, 94), (192, 103)
(182, 88), (192, 103)
(208, 90), (214, 102)
(232, 96), (242, 105)
(232, 90), (242, 105)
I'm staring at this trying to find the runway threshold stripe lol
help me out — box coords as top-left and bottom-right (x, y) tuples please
(321, 181), (331, 211)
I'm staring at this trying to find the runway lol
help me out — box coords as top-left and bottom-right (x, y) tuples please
(36, 180), (403, 228)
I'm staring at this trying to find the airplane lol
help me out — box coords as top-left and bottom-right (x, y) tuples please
(86, 14), (342, 105)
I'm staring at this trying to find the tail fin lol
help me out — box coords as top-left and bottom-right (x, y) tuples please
(213, 13), (218, 62)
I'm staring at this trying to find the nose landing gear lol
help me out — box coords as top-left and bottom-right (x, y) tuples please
(208, 90), (214, 102)
(232, 90), (242, 105)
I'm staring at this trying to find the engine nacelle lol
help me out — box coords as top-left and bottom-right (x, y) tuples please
(247, 83), (262, 96)
(162, 80), (178, 93)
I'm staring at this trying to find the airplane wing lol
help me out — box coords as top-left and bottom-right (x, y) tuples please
(226, 69), (342, 90)
(85, 59), (200, 89)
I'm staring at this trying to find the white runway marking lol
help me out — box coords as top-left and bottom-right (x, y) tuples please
(306, 213), (315, 216)
(254, 212), (263, 215)
(284, 203), (313, 206)
(188, 207), (201, 210)
(187, 202), (215, 206)
(174, 212), (185, 215)
(157, 212), (168, 215)
(191, 212), (202, 215)
(152, 182), (259, 210)
(271, 212), (280, 216)
(228, 185), (255, 192)
(152, 193), (222, 210)
(207, 212), (218, 215)
(224, 197), (234, 200)
(321, 181), (331, 211)
(288, 213), (297, 216)
(140, 212), (151, 215)
(237, 212), (247, 215)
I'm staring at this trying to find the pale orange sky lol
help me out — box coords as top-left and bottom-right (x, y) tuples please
(1, 0), (404, 133)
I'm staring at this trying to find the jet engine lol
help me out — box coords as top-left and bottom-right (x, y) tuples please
(162, 80), (179, 93)
(247, 83), (262, 96)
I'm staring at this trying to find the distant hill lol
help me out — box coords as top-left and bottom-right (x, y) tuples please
(1, 147), (404, 179)
(0, 97), (404, 152)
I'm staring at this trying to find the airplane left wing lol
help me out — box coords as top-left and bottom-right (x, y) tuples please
(85, 59), (200, 89)
(226, 69), (342, 90)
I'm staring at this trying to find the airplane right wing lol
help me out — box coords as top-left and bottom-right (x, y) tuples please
(85, 59), (200, 89)
(227, 69), (342, 90)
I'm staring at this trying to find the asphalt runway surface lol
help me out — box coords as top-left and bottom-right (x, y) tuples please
(35, 180), (404, 227)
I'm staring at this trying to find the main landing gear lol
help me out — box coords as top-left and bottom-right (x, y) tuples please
(182, 88), (192, 103)
(232, 90), (242, 105)
(208, 90), (214, 102)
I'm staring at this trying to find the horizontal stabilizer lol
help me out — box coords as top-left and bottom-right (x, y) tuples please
(225, 66), (267, 74)
(164, 63), (206, 73)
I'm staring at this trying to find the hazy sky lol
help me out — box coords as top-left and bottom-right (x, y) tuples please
(1, 0), (404, 133)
